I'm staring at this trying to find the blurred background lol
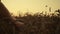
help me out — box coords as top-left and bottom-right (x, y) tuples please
(2, 0), (60, 16)
(1, 0), (60, 34)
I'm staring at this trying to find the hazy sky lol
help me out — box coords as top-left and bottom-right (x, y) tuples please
(2, 0), (60, 16)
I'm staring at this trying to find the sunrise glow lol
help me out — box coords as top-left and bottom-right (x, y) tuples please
(2, 0), (60, 16)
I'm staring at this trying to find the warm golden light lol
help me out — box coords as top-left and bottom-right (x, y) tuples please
(2, 0), (60, 16)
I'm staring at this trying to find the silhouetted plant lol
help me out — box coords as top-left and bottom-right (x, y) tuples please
(14, 10), (60, 34)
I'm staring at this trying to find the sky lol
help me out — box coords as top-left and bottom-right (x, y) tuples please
(2, 0), (60, 16)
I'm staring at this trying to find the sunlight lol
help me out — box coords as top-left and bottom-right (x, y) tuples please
(2, 0), (60, 16)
